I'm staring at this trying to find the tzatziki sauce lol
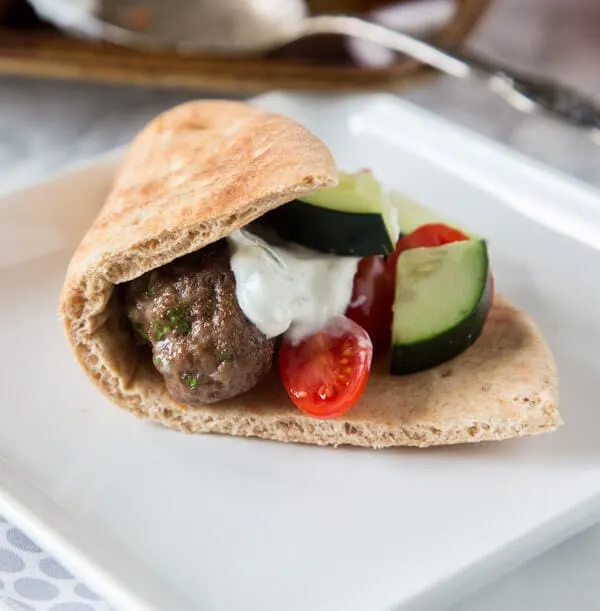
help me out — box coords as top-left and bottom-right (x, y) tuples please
(228, 230), (359, 342)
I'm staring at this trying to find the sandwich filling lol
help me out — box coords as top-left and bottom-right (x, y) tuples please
(227, 228), (359, 341)
(126, 230), (359, 406)
(125, 171), (493, 419)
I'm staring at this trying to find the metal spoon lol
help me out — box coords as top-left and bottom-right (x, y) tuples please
(30, 0), (600, 141)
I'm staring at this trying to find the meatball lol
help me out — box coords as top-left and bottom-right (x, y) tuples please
(126, 240), (275, 405)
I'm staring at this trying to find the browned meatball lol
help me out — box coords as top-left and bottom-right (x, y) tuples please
(126, 241), (275, 405)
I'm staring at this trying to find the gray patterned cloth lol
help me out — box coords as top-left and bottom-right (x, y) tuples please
(0, 517), (111, 611)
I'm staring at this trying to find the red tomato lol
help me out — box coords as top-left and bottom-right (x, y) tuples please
(278, 317), (373, 419)
(388, 223), (470, 271)
(389, 222), (495, 303)
(345, 255), (395, 350)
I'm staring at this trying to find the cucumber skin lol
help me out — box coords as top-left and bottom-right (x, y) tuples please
(389, 271), (492, 375)
(262, 200), (396, 256)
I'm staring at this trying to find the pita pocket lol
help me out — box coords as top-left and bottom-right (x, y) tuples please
(59, 100), (561, 449)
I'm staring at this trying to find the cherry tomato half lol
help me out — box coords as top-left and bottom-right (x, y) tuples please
(388, 223), (470, 271)
(345, 255), (395, 351)
(389, 222), (495, 303)
(278, 317), (373, 419)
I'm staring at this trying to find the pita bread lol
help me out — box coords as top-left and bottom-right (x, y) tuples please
(59, 99), (561, 449)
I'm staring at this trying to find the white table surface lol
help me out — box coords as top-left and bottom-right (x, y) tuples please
(0, 0), (599, 609)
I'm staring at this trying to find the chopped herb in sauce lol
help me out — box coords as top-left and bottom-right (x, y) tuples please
(182, 374), (199, 390)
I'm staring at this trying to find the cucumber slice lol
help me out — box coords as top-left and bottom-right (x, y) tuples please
(263, 171), (399, 256)
(390, 239), (491, 375)
(390, 191), (473, 237)
(390, 192), (445, 234)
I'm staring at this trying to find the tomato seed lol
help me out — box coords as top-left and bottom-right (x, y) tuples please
(317, 384), (335, 400)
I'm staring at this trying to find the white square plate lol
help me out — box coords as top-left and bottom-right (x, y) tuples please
(1, 92), (600, 611)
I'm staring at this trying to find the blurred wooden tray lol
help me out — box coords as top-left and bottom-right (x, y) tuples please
(0, 0), (491, 93)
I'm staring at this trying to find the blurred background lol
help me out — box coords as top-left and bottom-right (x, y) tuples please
(0, 1), (600, 610)
(1, 0), (599, 193)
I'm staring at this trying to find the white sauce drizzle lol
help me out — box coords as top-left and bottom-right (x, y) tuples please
(228, 230), (359, 342)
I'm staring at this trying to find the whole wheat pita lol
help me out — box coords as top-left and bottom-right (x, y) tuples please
(59, 100), (561, 448)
